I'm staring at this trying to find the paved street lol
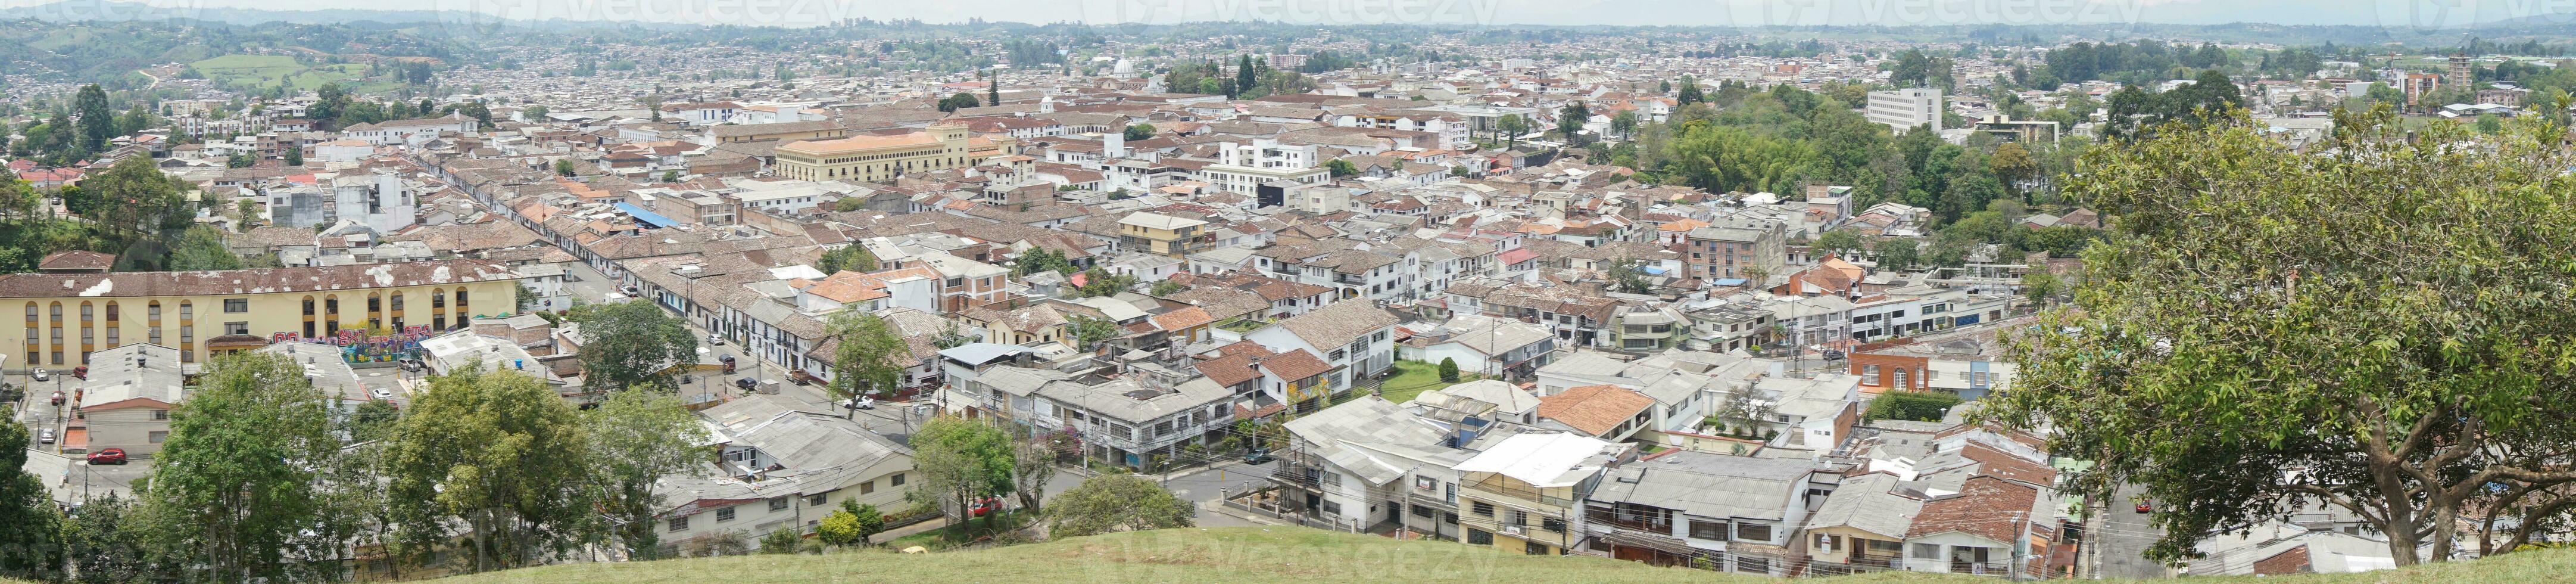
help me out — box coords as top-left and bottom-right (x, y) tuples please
(2098, 483), (2177, 579)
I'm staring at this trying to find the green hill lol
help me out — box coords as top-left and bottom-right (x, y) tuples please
(416, 527), (2571, 584)
(188, 54), (381, 92)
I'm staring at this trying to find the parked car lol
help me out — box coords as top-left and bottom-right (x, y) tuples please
(2136, 501), (2153, 514)
(37, 429), (54, 445)
(71, 366), (87, 380)
(735, 377), (759, 391)
(397, 358), (425, 372)
(49, 390), (64, 406)
(29, 368), (48, 382)
(1242, 449), (1275, 465)
(846, 396), (875, 410)
(968, 496), (1000, 518)
(370, 387), (396, 401)
(86, 448), (127, 465)
(706, 333), (725, 346)
(1822, 350), (1847, 361)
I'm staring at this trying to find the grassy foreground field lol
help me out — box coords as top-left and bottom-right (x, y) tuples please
(412, 527), (2574, 584)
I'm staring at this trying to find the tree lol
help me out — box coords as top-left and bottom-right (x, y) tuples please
(1066, 314), (1121, 350)
(835, 500), (887, 544)
(910, 417), (1014, 532)
(227, 151), (255, 168)
(814, 509), (876, 548)
(1043, 474), (1193, 538)
(661, 170), (681, 183)
(283, 147), (302, 166)
(1988, 141), (2038, 192)
(1676, 76), (1704, 105)
(1073, 268), (1134, 298)
(1437, 358), (1460, 383)
(82, 157), (193, 239)
(141, 350), (338, 582)
(1495, 114), (1530, 148)
(937, 92), (981, 113)
(1007, 432), (1056, 515)
(570, 300), (699, 393)
(1323, 158), (1358, 178)
(167, 226), (242, 271)
(816, 244), (878, 275)
(584, 391), (707, 560)
(385, 366), (594, 573)
(824, 311), (908, 405)
(61, 493), (163, 584)
(1149, 280), (1184, 296)
(1556, 101), (1591, 146)
(75, 84), (116, 152)
(1873, 238), (1919, 270)
(1014, 247), (1074, 275)
(0, 406), (66, 579)
(1610, 111), (1639, 138)
(1813, 230), (1864, 254)
(1123, 123), (1155, 141)
(1982, 106), (2576, 566)
(553, 159), (576, 177)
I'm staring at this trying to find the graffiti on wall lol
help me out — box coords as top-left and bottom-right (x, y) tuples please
(270, 325), (436, 364)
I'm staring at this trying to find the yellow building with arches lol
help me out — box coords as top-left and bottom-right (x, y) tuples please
(5, 259), (522, 368)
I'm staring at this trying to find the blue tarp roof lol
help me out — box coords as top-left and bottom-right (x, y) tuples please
(614, 202), (679, 228)
(1712, 278), (1749, 287)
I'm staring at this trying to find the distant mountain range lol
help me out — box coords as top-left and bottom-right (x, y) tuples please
(0, 0), (709, 30)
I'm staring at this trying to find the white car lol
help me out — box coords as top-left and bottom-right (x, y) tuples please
(37, 429), (55, 444)
(29, 368), (49, 382)
(371, 387), (396, 401)
(847, 396), (875, 410)
(706, 334), (726, 346)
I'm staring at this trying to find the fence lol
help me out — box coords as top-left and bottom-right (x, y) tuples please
(1218, 484), (1362, 533)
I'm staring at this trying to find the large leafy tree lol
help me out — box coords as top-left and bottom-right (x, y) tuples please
(141, 350), (339, 582)
(584, 391), (707, 559)
(1042, 474), (1194, 538)
(570, 300), (698, 392)
(1984, 105), (2576, 566)
(385, 366), (595, 573)
(79, 157), (194, 240)
(0, 406), (66, 579)
(167, 225), (242, 271)
(910, 417), (1014, 532)
(825, 311), (909, 405)
(74, 83), (115, 153)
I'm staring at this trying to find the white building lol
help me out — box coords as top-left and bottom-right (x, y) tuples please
(1867, 89), (1943, 132)
(1200, 138), (1330, 195)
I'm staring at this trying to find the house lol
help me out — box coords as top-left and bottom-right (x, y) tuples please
(1535, 384), (1657, 442)
(1395, 313), (1557, 381)
(1452, 432), (1629, 556)
(1585, 451), (1830, 575)
(66, 343), (184, 456)
(1243, 299), (1402, 397)
(654, 394), (915, 552)
(1270, 395), (1474, 535)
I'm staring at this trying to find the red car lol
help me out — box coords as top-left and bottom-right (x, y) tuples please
(968, 496), (1000, 517)
(87, 448), (127, 465)
(2135, 501), (2153, 514)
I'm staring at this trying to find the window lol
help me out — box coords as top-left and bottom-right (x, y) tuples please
(224, 322), (248, 336)
(1320, 501), (1341, 515)
(1689, 520), (1729, 540)
(1471, 501), (1495, 517)
(1861, 365), (1880, 386)
(152, 410), (169, 421)
(1541, 518), (1565, 533)
(668, 516), (689, 532)
(860, 481), (875, 495)
(1467, 529), (1493, 545)
(716, 507), (735, 521)
(1912, 543), (1942, 559)
(1735, 523), (1773, 543)
(806, 494), (828, 507)
(368, 297), (381, 313)
(890, 473), (905, 486)
(769, 497), (790, 512)
(1524, 541), (1549, 555)
(224, 299), (248, 313)
(1505, 510), (1527, 526)
(1411, 504), (1434, 518)
(1443, 511), (1459, 525)
(1736, 557), (1770, 574)
(1867, 539), (1906, 554)
(148, 431), (169, 443)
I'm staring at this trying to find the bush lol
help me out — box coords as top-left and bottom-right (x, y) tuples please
(1866, 391), (1965, 423)
(1437, 358), (1460, 383)
(759, 528), (802, 554)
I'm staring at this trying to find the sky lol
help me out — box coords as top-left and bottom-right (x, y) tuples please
(5, 0), (2569, 29)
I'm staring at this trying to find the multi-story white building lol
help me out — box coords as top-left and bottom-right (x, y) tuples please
(1200, 138), (1330, 195)
(1867, 88), (1943, 133)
